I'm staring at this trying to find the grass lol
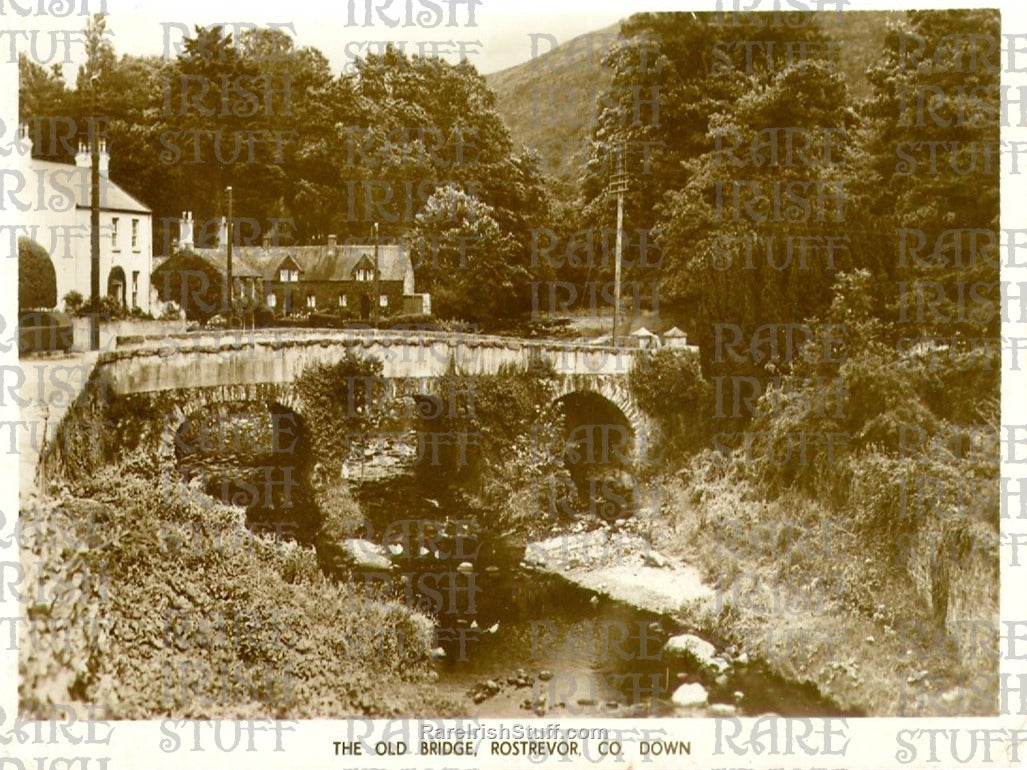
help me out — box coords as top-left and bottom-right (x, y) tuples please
(647, 454), (997, 716)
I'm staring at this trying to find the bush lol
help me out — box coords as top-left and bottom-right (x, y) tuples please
(629, 348), (711, 456)
(151, 252), (225, 322)
(63, 290), (84, 314)
(19, 237), (57, 311)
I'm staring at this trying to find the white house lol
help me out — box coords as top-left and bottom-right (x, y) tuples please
(16, 124), (154, 315)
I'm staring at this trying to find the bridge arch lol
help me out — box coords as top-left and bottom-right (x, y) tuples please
(170, 393), (318, 539)
(549, 375), (653, 466)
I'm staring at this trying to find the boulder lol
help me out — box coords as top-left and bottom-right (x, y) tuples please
(643, 550), (669, 568)
(663, 634), (717, 666)
(340, 538), (393, 571)
(671, 683), (709, 708)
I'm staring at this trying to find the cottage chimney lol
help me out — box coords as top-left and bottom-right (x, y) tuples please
(179, 211), (194, 252)
(327, 234), (337, 255)
(218, 216), (228, 249)
(75, 140), (89, 169)
(262, 233), (271, 252)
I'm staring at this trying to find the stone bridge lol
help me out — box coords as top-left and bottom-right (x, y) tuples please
(85, 329), (675, 465)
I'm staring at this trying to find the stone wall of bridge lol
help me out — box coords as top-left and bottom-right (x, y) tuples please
(96, 330), (640, 397)
(40, 330), (673, 487)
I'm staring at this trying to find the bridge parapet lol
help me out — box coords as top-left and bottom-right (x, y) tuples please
(98, 329), (646, 396)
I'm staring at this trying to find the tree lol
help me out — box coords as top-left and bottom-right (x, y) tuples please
(409, 185), (522, 324)
(657, 59), (855, 378)
(18, 55), (70, 161)
(150, 252), (224, 321)
(573, 12), (837, 300)
(19, 238), (57, 310)
(851, 10), (1000, 342)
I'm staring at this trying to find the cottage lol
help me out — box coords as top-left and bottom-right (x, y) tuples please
(187, 226), (429, 319)
(631, 326), (659, 349)
(663, 326), (689, 349)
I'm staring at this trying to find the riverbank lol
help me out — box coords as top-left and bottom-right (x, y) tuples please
(524, 471), (996, 717)
(18, 459), (464, 719)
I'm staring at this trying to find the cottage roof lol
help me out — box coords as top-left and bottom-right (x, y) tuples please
(631, 326), (656, 337)
(193, 243), (412, 283)
(192, 248), (264, 279)
(664, 326), (687, 338)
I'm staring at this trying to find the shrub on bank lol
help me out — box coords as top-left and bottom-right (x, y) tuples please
(19, 456), (456, 719)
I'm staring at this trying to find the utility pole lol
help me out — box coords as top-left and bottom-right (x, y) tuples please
(609, 143), (629, 346)
(372, 222), (380, 323)
(226, 185), (233, 317)
(89, 114), (100, 351)
(85, 14), (104, 352)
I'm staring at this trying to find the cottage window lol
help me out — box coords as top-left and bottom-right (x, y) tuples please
(338, 294), (347, 308)
(111, 217), (119, 250)
(267, 292), (277, 308)
(307, 294), (316, 309)
(131, 219), (139, 250)
(279, 268), (298, 282)
(379, 294), (388, 308)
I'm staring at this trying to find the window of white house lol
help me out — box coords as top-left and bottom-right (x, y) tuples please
(267, 293), (277, 308)
(111, 218), (119, 250)
(338, 294), (347, 307)
(307, 294), (316, 309)
(131, 271), (139, 308)
(131, 219), (139, 250)
(379, 294), (388, 308)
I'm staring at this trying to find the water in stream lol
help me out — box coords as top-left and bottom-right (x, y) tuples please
(350, 474), (853, 719)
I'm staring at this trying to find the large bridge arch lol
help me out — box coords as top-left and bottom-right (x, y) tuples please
(550, 375), (654, 466)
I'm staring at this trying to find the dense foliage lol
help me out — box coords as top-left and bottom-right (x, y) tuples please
(18, 237), (57, 310)
(629, 348), (711, 457)
(150, 252), (226, 321)
(20, 456), (453, 718)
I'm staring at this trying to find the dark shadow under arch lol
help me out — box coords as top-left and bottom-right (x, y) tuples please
(174, 399), (319, 542)
(553, 390), (636, 520)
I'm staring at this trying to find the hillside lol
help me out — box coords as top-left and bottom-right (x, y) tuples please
(486, 12), (896, 197)
(485, 24), (619, 201)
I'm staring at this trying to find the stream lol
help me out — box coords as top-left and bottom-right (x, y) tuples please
(349, 474), (852, 718)
(178, 415), (855, 718)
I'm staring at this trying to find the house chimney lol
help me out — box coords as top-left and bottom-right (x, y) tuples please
(98, 137), (109, 176)
(19, 123), (32, 156)
(327, 234), (337, 255)
(179, 211), (194, 252)
(74, 136), (110, 176)
(218, 216), (228, 249)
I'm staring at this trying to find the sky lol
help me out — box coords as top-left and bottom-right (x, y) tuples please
(17, 0), (627, 83)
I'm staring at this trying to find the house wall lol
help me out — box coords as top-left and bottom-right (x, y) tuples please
(18, 160), (153, 315)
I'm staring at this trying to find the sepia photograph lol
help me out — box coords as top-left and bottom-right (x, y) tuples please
(3, 0), (1018, 766)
